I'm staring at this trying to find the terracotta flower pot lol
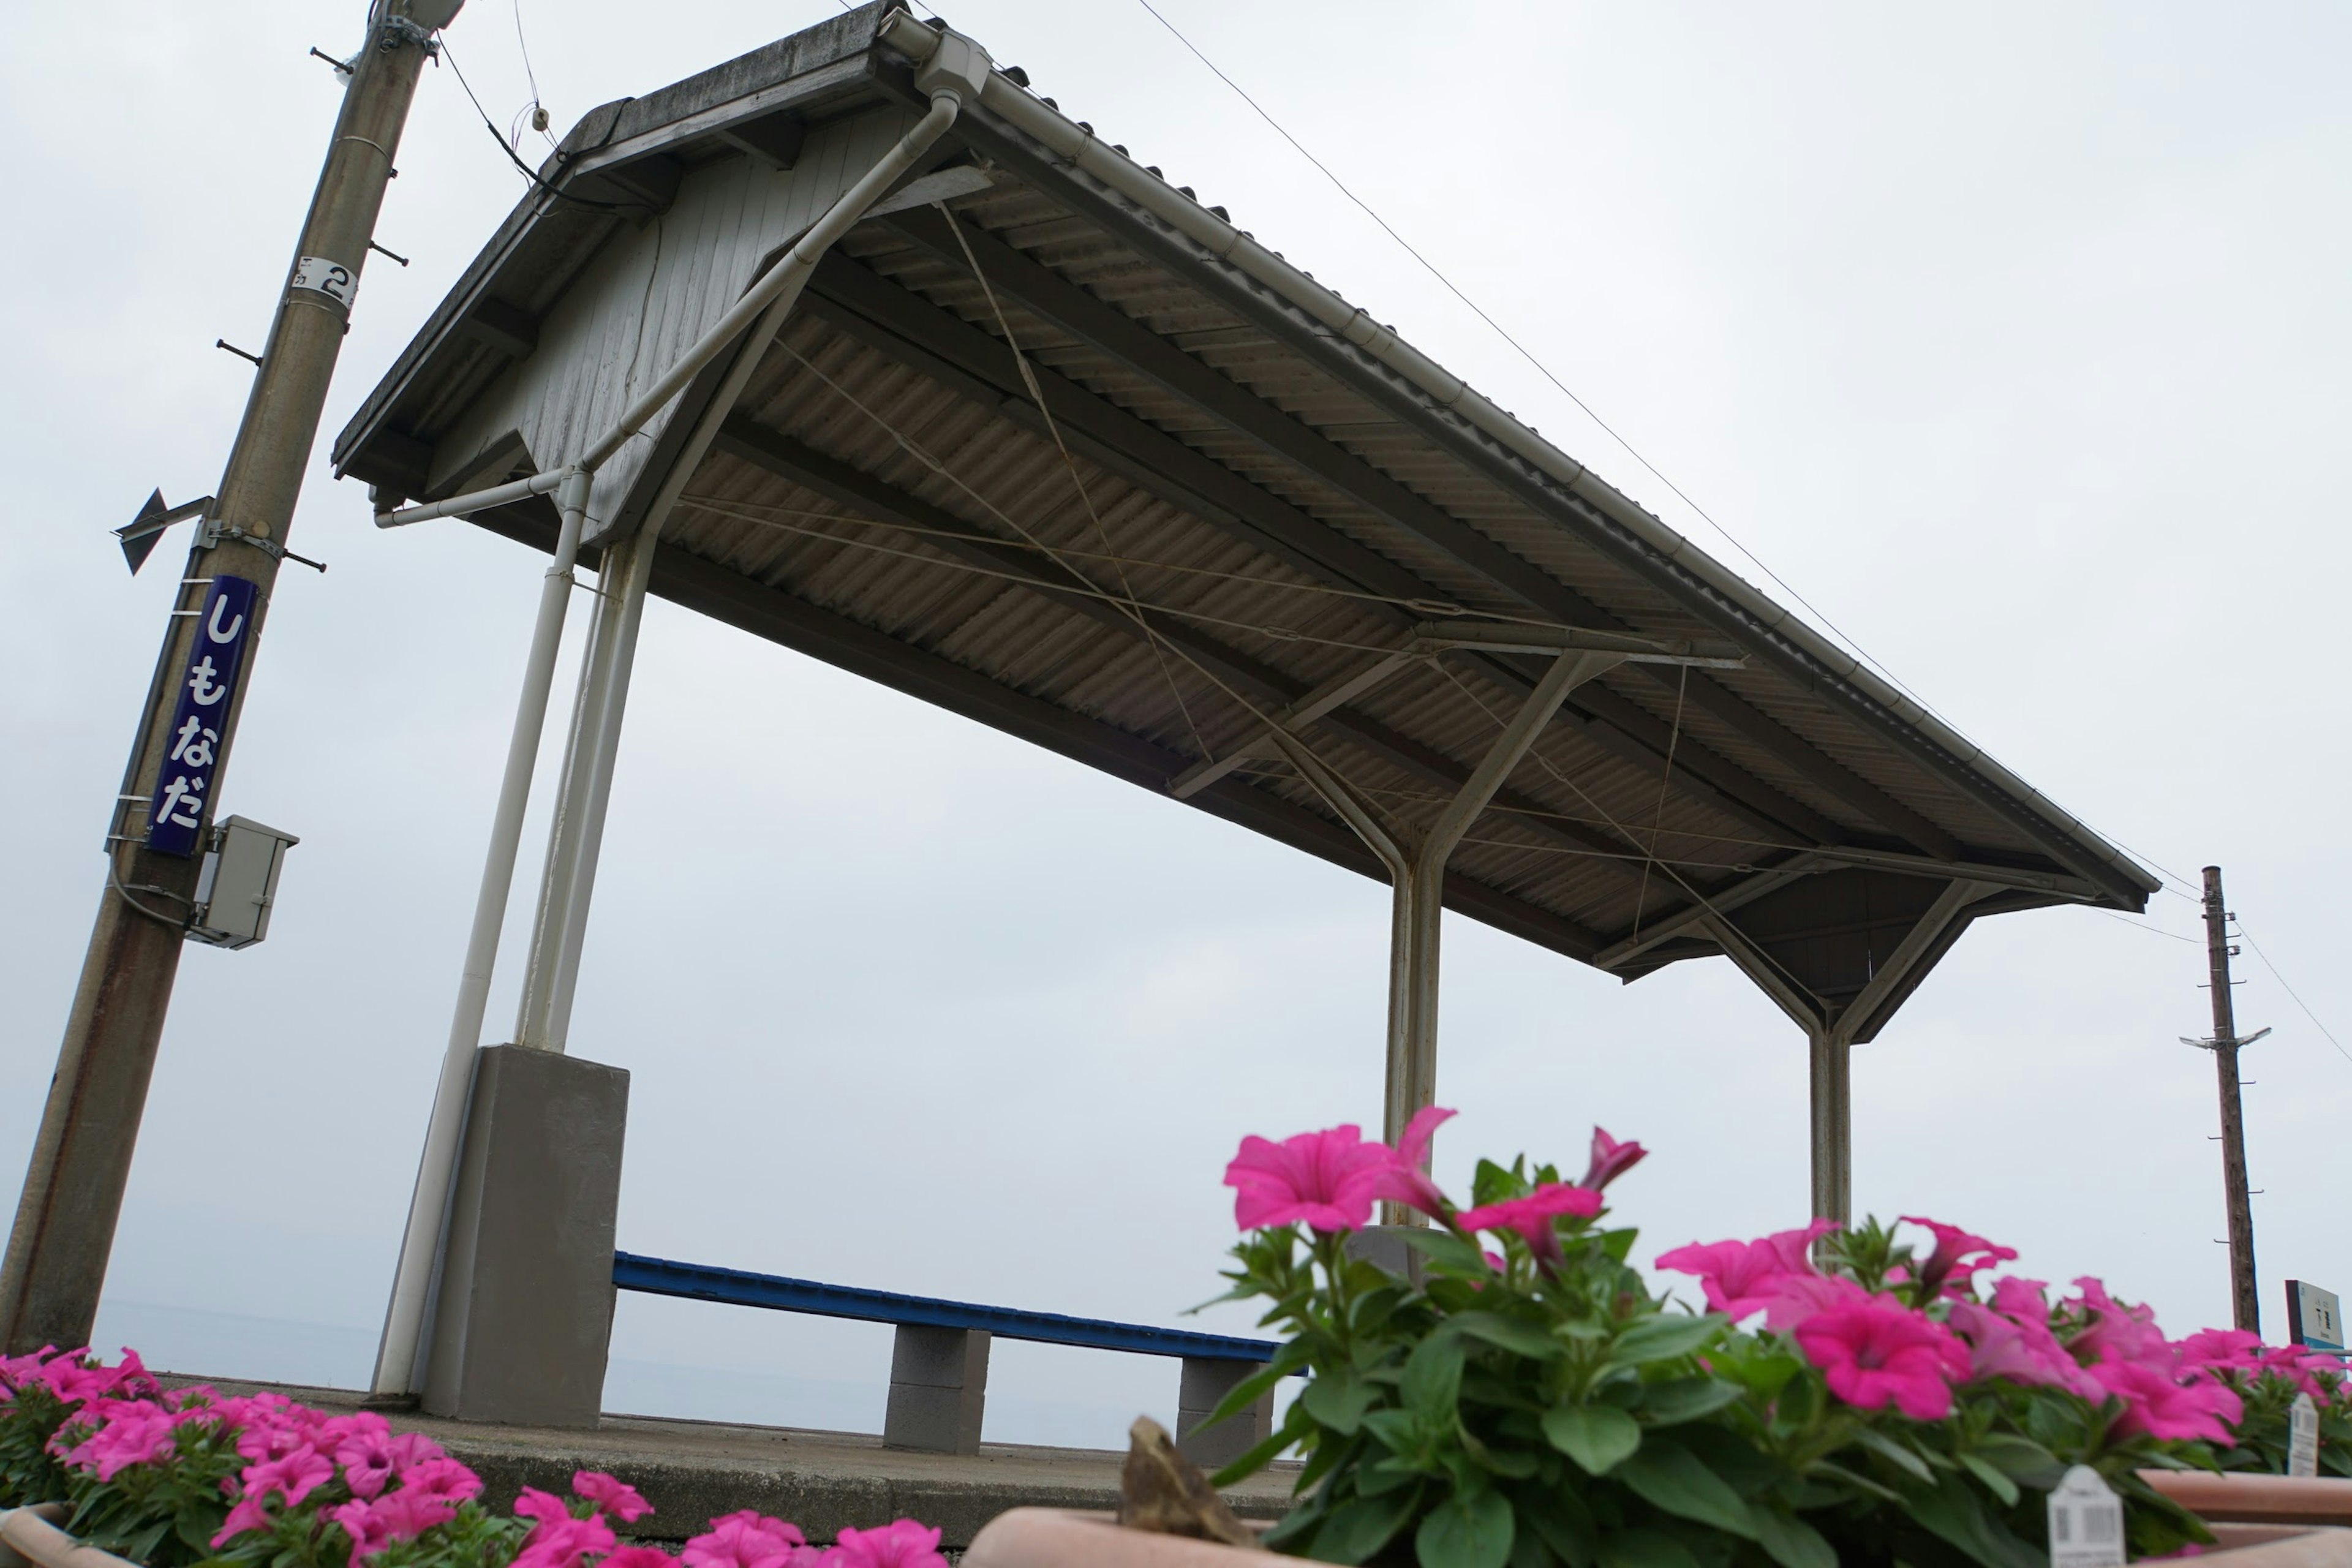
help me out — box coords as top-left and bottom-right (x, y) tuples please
(2144, 1472), (2352, 1531)
(962, 1506), (2352, 1568)
(0, 1504), (138, 1568)
(965, 1509), (1267, 1568)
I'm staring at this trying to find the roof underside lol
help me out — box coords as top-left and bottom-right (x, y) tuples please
(334, 2), (2154, 1045)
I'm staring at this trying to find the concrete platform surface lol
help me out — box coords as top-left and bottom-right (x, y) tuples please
(160, 1375), (1298, 1549)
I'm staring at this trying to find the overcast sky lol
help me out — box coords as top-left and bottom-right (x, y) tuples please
(5, 1), (2349, 1447)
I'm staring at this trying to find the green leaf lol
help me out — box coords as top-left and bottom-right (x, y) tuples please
(1804, 1460), (1901, 1504)
(1635, 1378), (1741, 1425)
(1610, 1314), (1726, 1366)
(1201, 1339), (1311, 1429)
(1958, 1452), (2019, 1507)
(1309, 1488), (1421, 1564)
(1417, 1488), (1515, 1568)
(1596, 1528), (1703, 1568)
(1745, 1506), (1835, 1568)
(1363, 1409), (1426, 1453)
(1449, 1312), (1566, 1360)
(1473, 1159), (1529, 1208)
(1405, 1333), (1468, 1423)
(1852, 1426), (1934, 1485)
(1969, 1433), (2063, 1486)
(1208, 1408), (1305, 1487)
(1359, 1457), (1429, 1495)
(1543, 1404), (1642, 1476)
(1518, 1491), (1599, 1568)
(1901, 1470), (2041, 1568)
(1615, 1440), (1758, 1539)
(1304, 1368), (1378, 1434)
(1458, 1424), (1539, 1478)
(1406, 1229), (1498, 1275)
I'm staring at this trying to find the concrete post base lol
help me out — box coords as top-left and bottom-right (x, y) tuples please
(884, 1325), (989, 1454)
(422, 1045), (628, 1428)
(1347, 1225), (1428, 1286)
(1175, 1357), (1275, 1469)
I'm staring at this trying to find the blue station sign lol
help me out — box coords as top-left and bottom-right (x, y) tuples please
(147, 575), (258, 858)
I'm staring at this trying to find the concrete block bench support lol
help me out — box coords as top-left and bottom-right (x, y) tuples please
(884, 1325), (992, 1455)
(1176, 1357), (1275, 1468)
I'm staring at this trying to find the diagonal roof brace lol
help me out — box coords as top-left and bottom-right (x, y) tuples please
(1413, 620), (1748, 667)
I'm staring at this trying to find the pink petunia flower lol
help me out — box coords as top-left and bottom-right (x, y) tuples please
(385, 1431), (448, 1471)
(209, 1496), (275, 1549)
(685, 1512), (809, 1568)
(336, 1428), (399, 1499)
(514, 1515), (618, 1568)
(829, 1519), (950, 1568)
(1369, 1107), (1455, 1220)
(374, 1487), (461, 1542)
(2094, 1355), (2244, 1443)
(1792, 1293), (1971, 1421)
(574, 1469), (655, 1523)
(516, 1487), (575, 1527)
(1899, 1217), (2017, 1297)
(1580, 1128), (1648, 1193)
(242, 1445), (334, 1508)
(1656, 1219), (1841, 1324)
(1456, 1183), (1604, 1268)
(1948, 1302), (2104, 1399)
(2069, 1277), (2172, 1367)
(2176, 1329), (2265, 1374)
(331, 1499), (396, 1561)
(400, 1456), (485, 1504)
(605, 1550), (686, 1568)
(1223, 1124), (1395, 1233)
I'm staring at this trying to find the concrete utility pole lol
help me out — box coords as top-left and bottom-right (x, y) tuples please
(0, 0), (459, 1355)
(2199, 864), (2262, 1336)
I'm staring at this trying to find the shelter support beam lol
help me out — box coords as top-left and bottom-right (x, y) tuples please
(1809, 1032), (1851, 1228)
(1270, 651), (1624, 1224)
(371, 467), (591, 1398)
(1706, 878), (1996, 1224)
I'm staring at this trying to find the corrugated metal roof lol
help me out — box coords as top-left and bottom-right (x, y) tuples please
(332, 1), (2155, 1029)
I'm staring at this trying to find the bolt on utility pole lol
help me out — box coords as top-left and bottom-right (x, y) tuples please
(0, 0), (461, 1355)
(2199, 864), (2263, 1336)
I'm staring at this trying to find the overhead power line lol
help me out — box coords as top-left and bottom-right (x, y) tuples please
(1129, 0), (1947, 728)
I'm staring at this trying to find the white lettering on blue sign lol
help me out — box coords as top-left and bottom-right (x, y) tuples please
(146, 575), (258, 858)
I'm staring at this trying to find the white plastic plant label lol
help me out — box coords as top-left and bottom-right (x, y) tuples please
(2048, 1464), (2125, 1568)
(2291, 1392), (2321, 1477)
(290, 255), (358, 311)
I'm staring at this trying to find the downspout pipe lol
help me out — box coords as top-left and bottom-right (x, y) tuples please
(875, 6), (2154, 908)
(366, 24), (987, 1398)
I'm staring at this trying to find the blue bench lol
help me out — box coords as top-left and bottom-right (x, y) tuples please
(612, 1251), (1280, 1462)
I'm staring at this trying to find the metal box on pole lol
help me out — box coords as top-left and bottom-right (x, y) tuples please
(188, 816), (300, 950)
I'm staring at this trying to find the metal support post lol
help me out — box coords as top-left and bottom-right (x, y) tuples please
(0, 0), (452, 1357)
(1808, 1030), (1850, 1225)
(518, 525), (655, 1050)
(513, 491), (629, 1052)
(369, 466), (591, 1398)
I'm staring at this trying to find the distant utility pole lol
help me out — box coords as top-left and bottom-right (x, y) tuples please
(0, 0), (461, 1355)
(2193, 865), (2264, 1336)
